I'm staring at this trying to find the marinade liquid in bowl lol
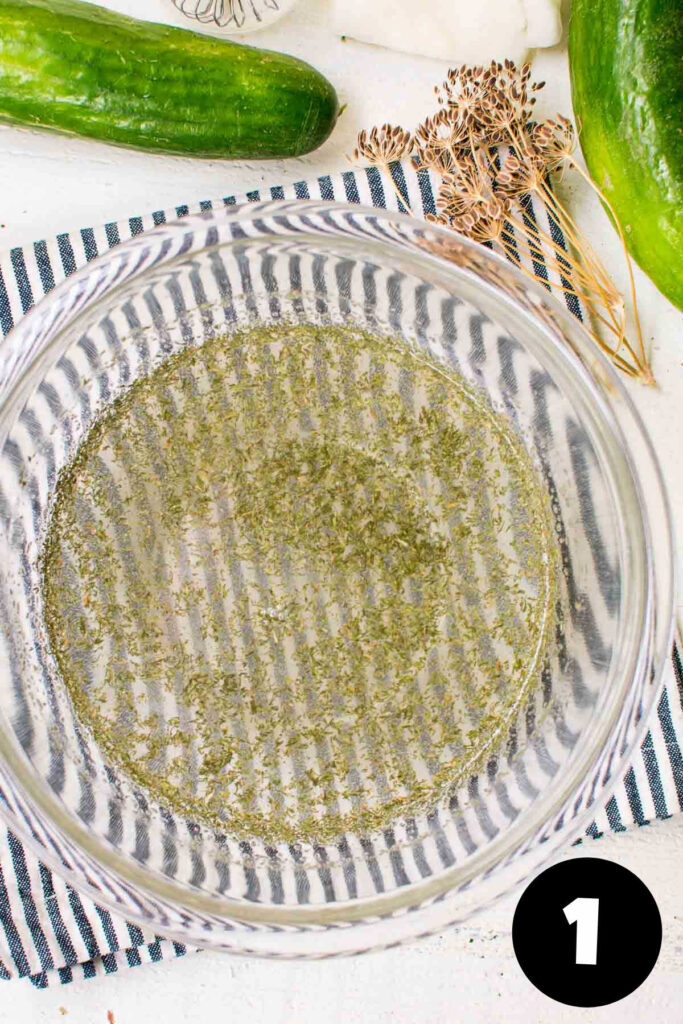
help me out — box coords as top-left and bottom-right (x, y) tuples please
(41, 323), (559, 845)
(0, 202), (673, 956)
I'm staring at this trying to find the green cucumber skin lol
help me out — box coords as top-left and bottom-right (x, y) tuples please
(569, 0), (683, 310)
(0, 0), (340, 159)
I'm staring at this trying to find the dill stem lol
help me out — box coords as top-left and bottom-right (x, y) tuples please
(536, 181), (620, 302)
(503, 211), (609, 295)
(567, 158), (650, 375)
(381, 162), (414, 216)
(497, 235), (643, 374)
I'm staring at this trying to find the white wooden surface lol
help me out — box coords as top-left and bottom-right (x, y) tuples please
(1, 0), (682, 1018)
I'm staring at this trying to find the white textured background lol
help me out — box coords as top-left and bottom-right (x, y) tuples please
(1, 0), (682, 1019)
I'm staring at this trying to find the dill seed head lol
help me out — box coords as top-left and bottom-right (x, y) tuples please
(351, 124), (413, 166)
(529, 116), (576, 171)
(347, 58), (654, 385)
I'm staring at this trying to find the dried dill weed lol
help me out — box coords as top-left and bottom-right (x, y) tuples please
(41, 323), (559, 845)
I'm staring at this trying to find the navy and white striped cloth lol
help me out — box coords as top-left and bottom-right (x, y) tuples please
(0, 162), (680, 986)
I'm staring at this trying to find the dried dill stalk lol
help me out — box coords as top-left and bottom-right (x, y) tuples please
(350, 62), (654, 386)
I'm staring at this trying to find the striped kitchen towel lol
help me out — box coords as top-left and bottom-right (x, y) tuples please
(0, 161), (680, 986)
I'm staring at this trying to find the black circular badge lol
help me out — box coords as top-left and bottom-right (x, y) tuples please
(512, 857), (661, 1007)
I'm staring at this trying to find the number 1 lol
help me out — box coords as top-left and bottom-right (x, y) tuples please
(563, 897), (599, 965)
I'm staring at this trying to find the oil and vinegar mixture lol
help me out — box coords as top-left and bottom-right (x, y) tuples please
(42, 324), (558, 843)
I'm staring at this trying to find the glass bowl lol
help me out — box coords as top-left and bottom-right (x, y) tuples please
(170, 0), (298, 33)
(0, 201), (674, 957)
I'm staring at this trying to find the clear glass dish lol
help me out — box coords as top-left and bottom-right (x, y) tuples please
(170, 0), (298, 33)
(0, 201), (674, 957)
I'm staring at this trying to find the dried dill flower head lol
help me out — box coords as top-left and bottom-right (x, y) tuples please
(351, 124), (413, 166)
(349, 60), (653, 386)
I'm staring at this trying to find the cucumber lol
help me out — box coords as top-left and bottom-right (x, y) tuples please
(0, 0), (340, 159)
(569, 0), (683, 310)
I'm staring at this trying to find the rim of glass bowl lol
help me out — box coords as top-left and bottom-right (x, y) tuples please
(0, 201), (675, 953)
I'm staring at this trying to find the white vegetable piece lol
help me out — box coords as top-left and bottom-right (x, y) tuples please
(331, 0), (562, 65)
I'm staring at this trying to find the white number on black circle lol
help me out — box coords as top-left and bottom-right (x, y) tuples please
(563, 897), (600, 965)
